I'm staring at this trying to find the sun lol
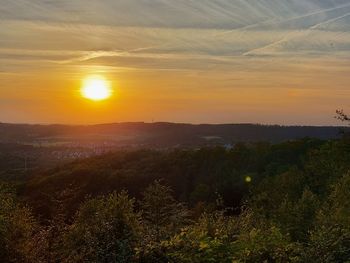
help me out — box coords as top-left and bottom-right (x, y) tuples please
(81, 75), (112, 101)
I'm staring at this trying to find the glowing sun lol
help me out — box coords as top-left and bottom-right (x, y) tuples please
(81, 75), (112, 101)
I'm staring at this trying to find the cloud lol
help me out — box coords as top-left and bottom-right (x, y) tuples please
(0, 1), (349, 61)
(1, 1), (350, 89)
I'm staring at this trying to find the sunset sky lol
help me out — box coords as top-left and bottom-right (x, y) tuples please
(1, 0), (350, 125)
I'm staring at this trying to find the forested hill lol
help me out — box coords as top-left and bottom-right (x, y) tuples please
(0, 122), (347, 146)
(2, 137), (350, 262)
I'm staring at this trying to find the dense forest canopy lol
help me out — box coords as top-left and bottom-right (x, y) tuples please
(1, 135), (350, 262)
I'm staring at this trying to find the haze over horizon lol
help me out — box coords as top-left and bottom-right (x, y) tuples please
(1, 0), (350, 125)
(0, 120), (347, 128)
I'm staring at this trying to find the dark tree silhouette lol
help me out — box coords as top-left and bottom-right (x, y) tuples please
(336, 109), (350, 123)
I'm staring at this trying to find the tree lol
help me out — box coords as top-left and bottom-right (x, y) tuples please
(274, 189), (319, 242)
(138, 181), (190, 262)
(302, 173), (350, 262)
(0, 182), (38, 263)
(164, 212), (238, 263)
(140, 180), (190, 242)
(233, 225), (301, 263)
(60, 191), (141, 263)
(336, 109), (350, 123)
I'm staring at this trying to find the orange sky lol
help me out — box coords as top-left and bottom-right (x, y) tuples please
(1, 1), (350, 125)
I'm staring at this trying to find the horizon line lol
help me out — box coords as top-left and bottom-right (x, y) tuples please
(0, 121), (347, 128)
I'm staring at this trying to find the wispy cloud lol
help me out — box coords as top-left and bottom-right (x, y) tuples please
(1, 1), (350, 67)
(1, 0), (350, 124)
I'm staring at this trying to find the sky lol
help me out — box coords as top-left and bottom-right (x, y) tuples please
(1, 0), (350, 125)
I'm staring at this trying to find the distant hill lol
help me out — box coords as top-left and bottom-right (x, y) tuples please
(0, 122), (347, 147)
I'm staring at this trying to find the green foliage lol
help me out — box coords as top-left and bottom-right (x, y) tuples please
(301, 174), (350, 262)
(233, 226), (301, 263)
(325, 172), (350, 225)
(249, 168), (307, 216)
(1, 138), (350, 262)
(25, 139), (320, 219)
(274, 189), (319, 242)
(303, 225), (350, 263)
(0, 182), (38, 263)
(305, 139), (350, 195)
(140, 180), (190, 242)
(163, 212), (238, 263)
(60, 191), (141, 263)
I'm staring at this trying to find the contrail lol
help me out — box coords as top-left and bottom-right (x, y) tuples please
(309, 12), (350, 30)
(243, 10), (350, 56)
(213, 18), (277, 37)
(217, 2), (350, 37)
(242, 31), (302, 56)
